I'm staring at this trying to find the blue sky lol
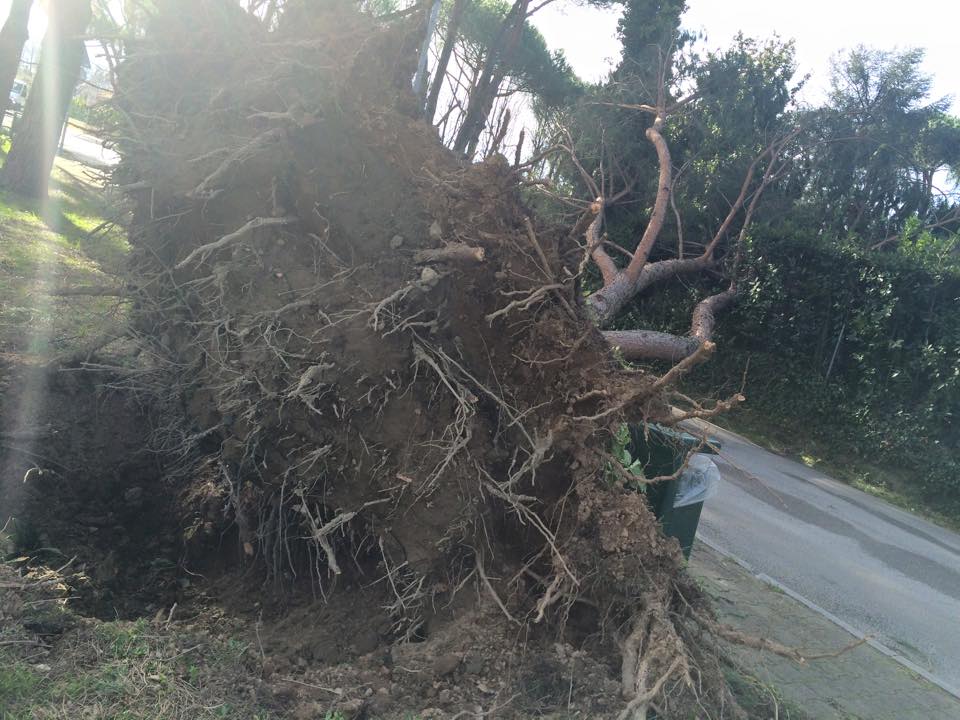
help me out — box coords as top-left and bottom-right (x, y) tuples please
(534, 0), (960, 110)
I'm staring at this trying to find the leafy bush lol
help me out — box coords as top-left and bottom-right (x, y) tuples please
(633, 224), (960, 507)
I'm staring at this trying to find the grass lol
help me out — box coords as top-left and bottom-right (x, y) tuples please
(0, 141), (129, 358)
(0, 534), (278, 719)
(713, 405), (960, 534)
(0, 617), (277, 719)
(724, 665), (812, 720)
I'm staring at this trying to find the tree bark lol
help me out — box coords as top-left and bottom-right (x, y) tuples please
(0, 0), (32, 123)
(603, 285), (738, 362)
(585, 126), (790, 342)
(603, 329), (699, 362)
(588, 254), (712, 327)
(412, 0), (442, 107)
(424, 0), (467, 124)
(1, 0), (91, 198)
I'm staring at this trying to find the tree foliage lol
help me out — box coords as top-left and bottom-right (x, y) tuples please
(797, 47), (960, 242)
(529, 1), (959, 503)
(456, 0), (579, 106)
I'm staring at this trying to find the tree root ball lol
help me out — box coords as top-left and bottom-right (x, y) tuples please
(112, 1), (739, 716)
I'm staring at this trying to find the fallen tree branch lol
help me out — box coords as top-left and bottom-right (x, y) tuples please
(46, 285), (128, 297)
(603, 283), (738, 363)
(604, 329), (700, 363)
(659, 394), (746, 425)
(586, 200), (618, 286)
(623, 116), (672, 281)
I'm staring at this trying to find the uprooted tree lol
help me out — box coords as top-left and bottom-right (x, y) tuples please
(579, 105), (795, 363)
(100, 1), (802, 717)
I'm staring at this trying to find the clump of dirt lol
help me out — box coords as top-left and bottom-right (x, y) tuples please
(98, 0), (745, 716)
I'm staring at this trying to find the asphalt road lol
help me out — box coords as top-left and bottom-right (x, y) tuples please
(3, 113), (119, 168)
(688, 419), (960, 698)
(60, 123), (118, 168)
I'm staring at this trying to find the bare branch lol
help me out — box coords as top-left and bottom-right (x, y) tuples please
(624, 117), (672, 281)
(586, 200), (619, 286)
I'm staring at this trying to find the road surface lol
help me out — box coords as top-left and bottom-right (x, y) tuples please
(3, 113), (118, 168)
(688, 419), (960, 698)
(60, 122), (118, 167)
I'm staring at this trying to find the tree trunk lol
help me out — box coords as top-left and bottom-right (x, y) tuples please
(1, 0), (91, 198)
(452, 0), (528, 155)
(412, 0), (442, 109)
(0, 0), (32, 123)
(423, 0), (467, 124)
(587, 255), (712, 327)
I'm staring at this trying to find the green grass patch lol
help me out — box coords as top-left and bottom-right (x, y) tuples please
(0, 152), (129, 357)
(0, 659), (45, 710)
(0, 621), (277, 720)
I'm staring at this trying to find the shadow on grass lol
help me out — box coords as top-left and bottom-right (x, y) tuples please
(0, 138), (128, 355)
(0, 149), (127, 270)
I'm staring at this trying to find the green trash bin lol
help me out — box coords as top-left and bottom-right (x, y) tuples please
(627, 424), (720, 559)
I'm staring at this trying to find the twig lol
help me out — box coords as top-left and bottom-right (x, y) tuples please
(475, 553), (520, 625)
(46, 285), (128, 297)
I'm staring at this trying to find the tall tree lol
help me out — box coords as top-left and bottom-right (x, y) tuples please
(0, 0), (33, 123)
(431, 0), (578, 154)
(2, 0), (92, 197)
(800, 47), (960, 242)
(542, 9), (799, 361)
(423, 0), (467, 123)
(451, 0), (529, 155)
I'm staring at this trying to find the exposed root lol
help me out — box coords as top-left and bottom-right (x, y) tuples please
(175, 215), (297, 269)
(619, 592), (693, 719)
(414, 243), (486, 264)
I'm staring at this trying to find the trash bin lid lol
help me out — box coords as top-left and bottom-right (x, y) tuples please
(647, 423), (721, 454)
(674, 454), (721, 508)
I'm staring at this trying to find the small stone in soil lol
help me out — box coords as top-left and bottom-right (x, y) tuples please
(431, 652), (461, 677)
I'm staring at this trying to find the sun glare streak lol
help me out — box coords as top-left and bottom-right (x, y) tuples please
(0, 1), (62, 520)
(28, 1), (49, 40)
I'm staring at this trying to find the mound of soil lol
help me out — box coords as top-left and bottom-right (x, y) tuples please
(18, 0), (753, 716)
